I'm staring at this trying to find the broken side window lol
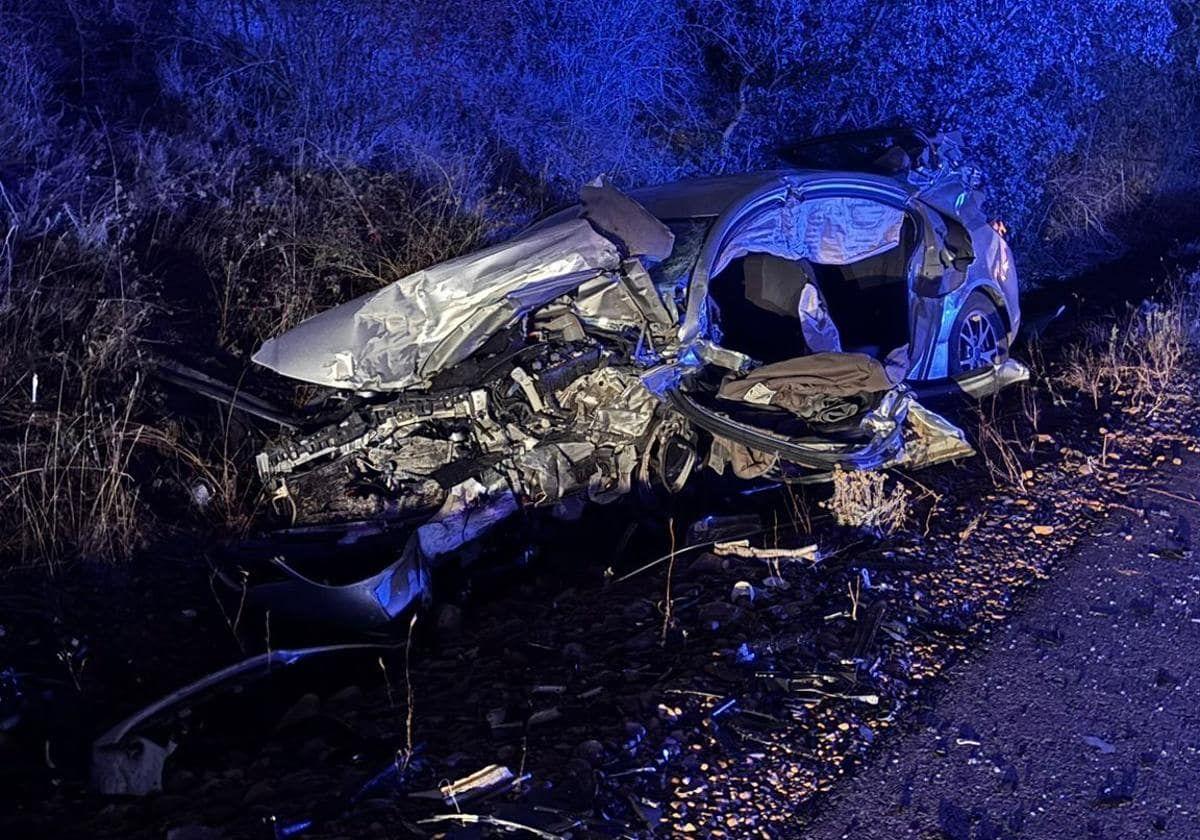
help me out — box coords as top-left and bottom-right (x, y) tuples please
(646, 219), (712, 322)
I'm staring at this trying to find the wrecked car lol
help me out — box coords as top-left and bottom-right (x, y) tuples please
(247, 129), (1025, 623)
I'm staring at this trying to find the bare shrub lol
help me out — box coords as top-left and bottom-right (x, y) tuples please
(0, 290), (150, 567)
(1059, 273), (1200, 416)
(1038, 55), (1200, 265)
(0, 238), (256, 566)
(971, 400), (1029, 493)
(185, 162), (506, 353)
(828, 468), (909, 536)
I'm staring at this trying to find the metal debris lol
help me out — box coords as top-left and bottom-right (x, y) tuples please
(410, 764), (521, 806)
(91, 644), (396, 796)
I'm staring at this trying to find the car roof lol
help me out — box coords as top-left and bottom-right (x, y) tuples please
(626, 171), (798, 219)
(531, 168), (912, 232)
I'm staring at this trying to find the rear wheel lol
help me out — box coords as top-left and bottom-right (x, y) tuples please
(949, 291), (1007, 375)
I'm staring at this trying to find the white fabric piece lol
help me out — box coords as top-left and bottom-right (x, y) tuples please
(797, 283), (842, 353)
(742, 382), (777, 405)
(882, 343), (910, 385)
(253, 218), (622, 391)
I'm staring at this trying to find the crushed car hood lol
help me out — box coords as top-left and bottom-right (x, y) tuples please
(253, 217), (621, 391)
(253, 181), (675, 392)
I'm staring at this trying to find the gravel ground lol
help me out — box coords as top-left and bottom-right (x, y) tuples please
(801, 455), (1200, 840)
(4, 264), (1198, 839)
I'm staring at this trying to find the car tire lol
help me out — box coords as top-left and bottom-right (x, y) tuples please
(948, 291), (1007, 376)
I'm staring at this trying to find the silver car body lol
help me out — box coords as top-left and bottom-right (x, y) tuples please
(247, 134), (1025, 622)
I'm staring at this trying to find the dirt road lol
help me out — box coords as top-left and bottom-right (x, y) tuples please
(801, 457), (1200, 839)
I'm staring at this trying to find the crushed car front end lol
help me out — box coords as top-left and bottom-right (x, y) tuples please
(243, 132), (1023, 626)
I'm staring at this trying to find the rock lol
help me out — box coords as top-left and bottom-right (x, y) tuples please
(996, 760), (1019, 792)
(92, 736), (176, 796)
(149, 794), (191, 818)
(623, 721), (647, 752)
(166, 825), (225, 840)
(574, 739), (606, 766)
(527, 707), (561, 727)
(241, 779), (275, 805)
(937, 799), (972, 840)
(688, 553), (726, 574)
(436, 604), (463, 636)
(1032, 525), (1054, 536)
(698, 601), (740, 627)
(730, 581), (756, 604)
(164, 769), (197, 794)
(275, 693), (320, 731)
(1082, 735), (1116, 754)
(326, 685), (362, 706)
(1095, 766), (1137, 807)
(560, 757), (596, 806)
(1154, 668), (1179, 688)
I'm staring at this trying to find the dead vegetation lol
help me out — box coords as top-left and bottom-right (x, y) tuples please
(0, 249), (259, 567)
(0, 267), (149, 567)
(827, 467), (910, 536)
(1060, 271), (1200, 416)
(971, 398), (1030, 493)
(189, 163), (506, 354)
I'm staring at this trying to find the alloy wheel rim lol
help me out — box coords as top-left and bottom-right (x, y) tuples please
(958, 311), (999, 370)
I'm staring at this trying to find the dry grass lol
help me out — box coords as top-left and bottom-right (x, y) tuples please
(189, 161), (506, 355)
(1059, 273), (1200, 416)
(5, 385), (145, 568)
(0, 248), (259, 568)
(1, 387), (259, 570)
(828, 468), (909, 536)
(0, 278), (141, 565)
(971, 399), (1029, 493)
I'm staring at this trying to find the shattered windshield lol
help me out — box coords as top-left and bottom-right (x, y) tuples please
(647, 218), (712, 319)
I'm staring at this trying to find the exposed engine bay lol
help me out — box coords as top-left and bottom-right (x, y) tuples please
(256, 333), (676, 538)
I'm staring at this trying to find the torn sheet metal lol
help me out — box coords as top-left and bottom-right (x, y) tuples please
(556, 367), (658, 441)
(889, 399), (975, 469)
(249, 538), (429, 628)
(416, 475), (520, 559)
(953, 357), (1030, 399)
(253, 217), (622, 391)
(509, 442), (596, 502)
(581, 176), (675, 260)
(93, 644), (396, 795)
(919, 180), (1020, 332)
(707, 433), (779, 480)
